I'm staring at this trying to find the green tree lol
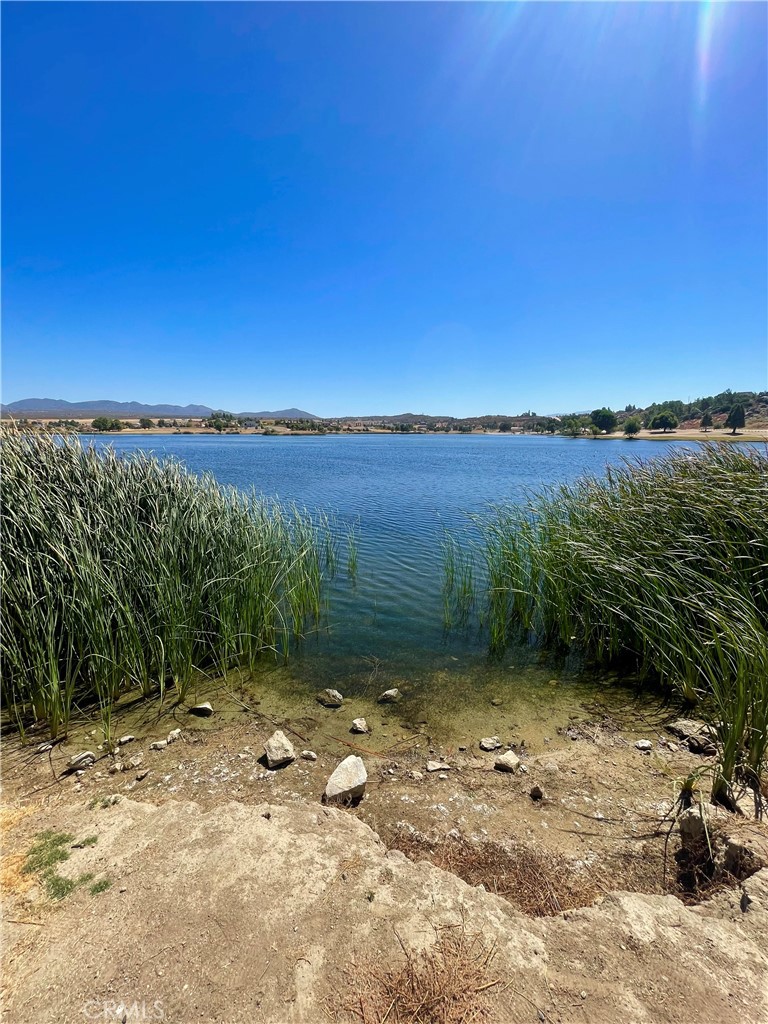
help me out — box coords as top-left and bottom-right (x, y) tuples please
(623, 417), (642, 438)
(139, 418), (154, 429)
(649, 411), (679, 432)
(590, 408), (618, 433)
(91, 417), (122, 432)
(700, 411), (713, 432)
(725, 403), (745, 435)
(588, 424), (601, 437)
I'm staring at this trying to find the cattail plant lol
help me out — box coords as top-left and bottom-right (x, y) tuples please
(446, 443), (768, 805)
(1, 429), (338, 738)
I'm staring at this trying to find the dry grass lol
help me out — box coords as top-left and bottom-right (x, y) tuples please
(337, 924), (502, 1024)
(383, 828), (601, 917)
(0, 804), (38, 899)
(0, 851), (36, 898)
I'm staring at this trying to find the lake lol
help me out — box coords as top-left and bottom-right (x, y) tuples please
(85, 433), (689, 739)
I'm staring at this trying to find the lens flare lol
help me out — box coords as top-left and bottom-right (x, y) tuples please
(695, 0), (727, 136)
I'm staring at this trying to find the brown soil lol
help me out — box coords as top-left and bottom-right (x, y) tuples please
(2, 706), (767, 1023)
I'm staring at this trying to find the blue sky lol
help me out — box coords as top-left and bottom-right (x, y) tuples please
(3, 2), (766, 416)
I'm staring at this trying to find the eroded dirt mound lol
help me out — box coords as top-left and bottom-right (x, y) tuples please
(3, 797), (767, 1024)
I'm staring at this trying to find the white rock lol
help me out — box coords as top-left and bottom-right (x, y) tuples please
(188, 702), (213, 717)
(324, 755), (367, 803)
(316, 688), (344, 707)
(426, 760), (449, 772)
(635, 740), (653, 752)
(495, 751), (521, 773)
(150, 740), (168, 751)
(377, 688), (401, 703)
(117, 735), (135, 746)
(409, 770), (423, 781)
(109, 762), (124, 774)
(351, 718), (369, 734)
(167, 728), (183, 744)
(479, 736), (502, 751)
(263, 730), (296, 768)
(300, 750), (318, 761)
(67, 751), (96, 770)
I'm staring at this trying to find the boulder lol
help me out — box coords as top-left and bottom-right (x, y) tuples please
(316, 689), (344, 707)
(426, 760), (449, 773)
(494, 751), (521, 773)
(301, 750), (318, 762)
(479, 736), (502, 752)
(635, 740), (653, 752)
(150, 740), (168, 751)
(351, 718), (369, 734)
(324, 755), (367, 804)
(377, 688), (401, 704)
(263, 730), (296, 769)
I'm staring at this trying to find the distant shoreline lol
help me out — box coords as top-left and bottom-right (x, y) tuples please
(40, 425), (768, 443)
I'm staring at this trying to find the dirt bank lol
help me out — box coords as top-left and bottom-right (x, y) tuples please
(2, 794), (767, 1024)
(3, 695), (767, 1024)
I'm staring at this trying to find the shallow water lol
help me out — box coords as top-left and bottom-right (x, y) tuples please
(84, 433), (691, 732)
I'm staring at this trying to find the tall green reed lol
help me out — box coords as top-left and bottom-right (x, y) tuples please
(448, 444), (768, 805)
(1, 430), (338, 738)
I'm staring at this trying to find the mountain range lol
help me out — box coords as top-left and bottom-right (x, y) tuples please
(1, 399), (319, 420)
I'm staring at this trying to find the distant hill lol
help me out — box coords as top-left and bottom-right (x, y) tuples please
(2, 398), (214, 419)
(1, 399), (319, 420)
(237, 408), (319, 420)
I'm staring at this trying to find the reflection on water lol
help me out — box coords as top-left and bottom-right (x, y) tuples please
(85, 433), (690, 721)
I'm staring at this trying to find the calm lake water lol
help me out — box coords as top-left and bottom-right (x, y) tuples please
(85, 433), (691, 736)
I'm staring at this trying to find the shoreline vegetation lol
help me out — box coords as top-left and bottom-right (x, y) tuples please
(3, 387), (767, 442)
(2, 425), (766, 813)
(445, 443), (768, 809)
(1, 430), (347, 744)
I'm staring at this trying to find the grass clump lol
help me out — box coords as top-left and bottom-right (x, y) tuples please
(460, 443), (768, 805)
(89, 878), (112, 895)
(22, 830), (99, 902)
(1, 430), (339, 739)
(22, 831), (75, 877)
